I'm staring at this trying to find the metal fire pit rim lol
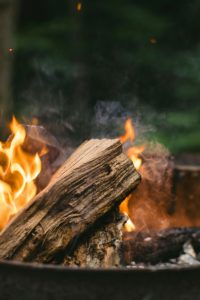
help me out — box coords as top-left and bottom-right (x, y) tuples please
(1, 259), (200, 274)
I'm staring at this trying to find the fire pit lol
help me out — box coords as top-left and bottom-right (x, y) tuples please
(1, 0), (199, 297)
(0, 117), (199, 299)
(1, 261), (200, 300)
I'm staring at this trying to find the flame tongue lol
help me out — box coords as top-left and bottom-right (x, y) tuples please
(119, 118), (144, 171)
(0, 117), (41, 229)
(119, 118), (145, 232)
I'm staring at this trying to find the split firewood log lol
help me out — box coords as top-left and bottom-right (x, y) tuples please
(0, 139), (140, 264)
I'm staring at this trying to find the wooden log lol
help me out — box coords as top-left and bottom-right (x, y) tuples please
(64, 208), (127, 268)
(122, 227), (200, 265)
(0, 139), (140, 263)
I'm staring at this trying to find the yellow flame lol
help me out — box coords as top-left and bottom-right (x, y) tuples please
(0, 116), (42, 229)
(119, 118), (144, 170)
(127, 145), (145, 170)
(119, 118), (145, 231)
(120, 196), (135, 232)
(124, 215), (136, 232)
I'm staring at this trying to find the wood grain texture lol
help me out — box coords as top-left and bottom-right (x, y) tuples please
(64, 208), (127, 267)
(0, 139), (140, 263)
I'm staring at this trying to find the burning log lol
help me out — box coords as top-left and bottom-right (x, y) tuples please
(122, 227), (200, 265)
(0, 139), (140, 265)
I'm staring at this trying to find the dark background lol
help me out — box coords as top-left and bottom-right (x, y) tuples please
(0, 0), (199, 153)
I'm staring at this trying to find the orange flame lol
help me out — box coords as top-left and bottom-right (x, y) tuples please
(119, 118), (135, 144)
(119, 118), (144, 171)
(120, 196), (135, 232)
(119, 118), (144, 231)
(0, 116), (42, 229)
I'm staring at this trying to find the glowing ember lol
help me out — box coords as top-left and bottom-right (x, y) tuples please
(76, 2), (82, 11)
(119, 118), (145, 231)
(0, 117), (41, 229)
(149, 37), (157, 44)
(31, 117), (39, 125)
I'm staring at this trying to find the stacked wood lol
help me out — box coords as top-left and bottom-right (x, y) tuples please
(0, 139), (140, 266)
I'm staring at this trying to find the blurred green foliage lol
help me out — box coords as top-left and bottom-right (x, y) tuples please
(13, 0), (200, 153)
(147, 111), (200, 154)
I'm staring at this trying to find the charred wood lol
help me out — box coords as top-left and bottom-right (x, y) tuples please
(64, 208), (126, 267)
(123, 227), (200, 265)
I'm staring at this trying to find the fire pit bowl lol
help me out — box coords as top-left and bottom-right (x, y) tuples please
(0, 154), (199, 300)
(0, 260), (200, 300)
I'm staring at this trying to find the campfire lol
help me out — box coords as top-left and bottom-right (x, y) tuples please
(0, 117), (41, 229)
(0, 116), (199, 269)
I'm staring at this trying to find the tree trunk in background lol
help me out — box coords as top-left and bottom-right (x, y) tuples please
(0, 0), (16, 121)
(68, 0), (91, 141)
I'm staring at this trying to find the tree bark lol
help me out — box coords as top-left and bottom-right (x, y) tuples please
(0, 139), (140, 263)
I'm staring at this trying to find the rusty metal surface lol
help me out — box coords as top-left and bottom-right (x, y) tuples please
(0, 260), (200, 300)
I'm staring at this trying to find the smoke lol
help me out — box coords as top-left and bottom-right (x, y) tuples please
(141, 142), (171, 185)
(129, 142), (173, 232)
(17, 96), (198, 232)
(91, 100), (174, 232)
(91, 101), (128, 138)
(17, 56), (92, 145)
